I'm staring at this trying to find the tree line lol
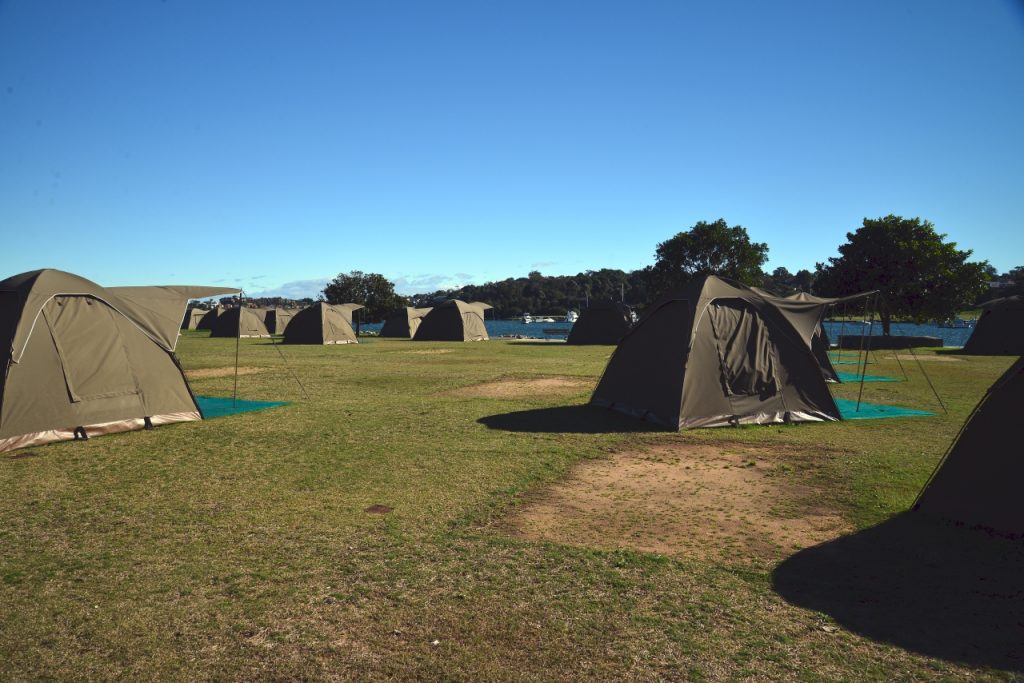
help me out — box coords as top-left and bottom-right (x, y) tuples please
(204, 215), (1014, 335)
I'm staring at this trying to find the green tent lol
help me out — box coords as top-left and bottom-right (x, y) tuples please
(283, 302), (364, 345)
(914, 356), (1024, 536)
(0, 269), (236, 453)
(264, 308), (297, 335)
(182, 307), (208, 330)
(413, 300), (491, 341)
(565, 301), (633, 345)
(196, 307), (222, 330)
(380, 307), (433, 338)
(209, 308), (271, 338)
(591, 275), (841, 429)
(960, 296), (1024, 355)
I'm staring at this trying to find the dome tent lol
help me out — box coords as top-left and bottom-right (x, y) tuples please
(960, 296), (1024, 355)
(380, 307), (433, 338)
(565, 301), (633, 345)
(283, 302), (364, 345)
(0, 269), (236, 453)
(590, 275), (841, 430)
(209, 307), (271, 338)
(413, 300), (492, 342)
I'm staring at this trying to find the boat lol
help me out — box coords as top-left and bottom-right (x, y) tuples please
(538, 316), (555, 323)
(566, 310), (579, 323)
(521, 313), (533, 324)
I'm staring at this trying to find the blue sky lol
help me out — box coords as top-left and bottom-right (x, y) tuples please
(2, 1), (1022, 298)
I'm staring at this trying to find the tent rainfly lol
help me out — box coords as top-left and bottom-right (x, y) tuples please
(413, 300), (492, 341)
(590, 275), (842, 429)
(182, 307), (208, 330)
(209, 308), (271, 338)
(0, 269), (237, 453)
(264, 308), (296, 335)
(565, 301), (634, 345)
(913, 356), (1024, 536)
(283, 302), (364, 344)
(380, 307), (433, 338)
(960, 296), (1024, 356)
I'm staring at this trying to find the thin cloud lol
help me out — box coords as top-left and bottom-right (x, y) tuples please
(249, 278), (330, 300)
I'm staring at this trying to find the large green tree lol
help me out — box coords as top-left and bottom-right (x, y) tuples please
(813, 215), (990, 334)
(646, 219), (769, 293)
(322, 271), (407, 322)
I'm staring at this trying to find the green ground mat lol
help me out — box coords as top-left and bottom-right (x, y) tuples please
(836, 371), (900, 383)
(195, 396), (289, 419)
(833, 397), (934, 420)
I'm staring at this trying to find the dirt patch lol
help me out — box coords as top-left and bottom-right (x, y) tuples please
(503, 444), (847, 564)
(445, 377), (591, 399)
(403, 349), (453, 355)
(883, 354), (961, 362)
(364, 505), (393, 514)
(186, 366), (264, 379)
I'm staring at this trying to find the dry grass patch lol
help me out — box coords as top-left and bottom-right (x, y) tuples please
(503, 443), (848, 565)
(445, 376), (592, 399)
(403, 349), (454, 355)
(185, 366), (265, 379)
(883, 354), (962, 362)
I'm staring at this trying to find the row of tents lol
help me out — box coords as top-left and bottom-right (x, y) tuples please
(184, 300), (496, 343)
(1, 269), (1021, 535)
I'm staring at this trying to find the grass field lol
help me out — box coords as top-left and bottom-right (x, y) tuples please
(1, 333), (1020, 681)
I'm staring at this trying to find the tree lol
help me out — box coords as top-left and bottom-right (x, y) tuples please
(646, 219), (769, 293)
(813, 215), (990, 335)
(322, 271), (407, 322)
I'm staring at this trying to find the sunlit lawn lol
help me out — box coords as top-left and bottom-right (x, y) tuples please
(0, 332), (1017, 680)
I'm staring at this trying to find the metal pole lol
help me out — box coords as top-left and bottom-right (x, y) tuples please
(855, 292), (877, 412)
(233, 290), (243, 408)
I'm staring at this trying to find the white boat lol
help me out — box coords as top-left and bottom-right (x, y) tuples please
(566, 310), (579, 323)
(521, 313), (533, 324)
(538, 316), (555, 323)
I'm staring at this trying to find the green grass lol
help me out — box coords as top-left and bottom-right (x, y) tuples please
(0, 333), (1018, 680)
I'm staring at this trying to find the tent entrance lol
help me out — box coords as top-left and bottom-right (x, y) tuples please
(707, 299), (782, 406)
(43, 296), (142, 404)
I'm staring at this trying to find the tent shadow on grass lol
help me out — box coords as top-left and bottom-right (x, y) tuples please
(773, 512), (1024, 672)
(478, 404), (664, 433)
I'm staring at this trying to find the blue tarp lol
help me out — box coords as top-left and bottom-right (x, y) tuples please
(834, 397), (934, 420)
(195, 395), (289, 419)
(836, 371), (900, 383)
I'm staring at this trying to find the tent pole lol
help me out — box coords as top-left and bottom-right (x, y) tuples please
(855, 292), (877, 411)
(233, 289), (243, 408)
(907, 345), (948, 414)
(270, 334), (310, 400)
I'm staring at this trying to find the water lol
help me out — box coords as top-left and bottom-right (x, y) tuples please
(360, 319), (976, 345)
(822, 321), (973, 347)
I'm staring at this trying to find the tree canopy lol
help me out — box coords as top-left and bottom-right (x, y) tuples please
(645, 219), (769, 293)
(408, 269), (651, 319)
(813, 215), (991, 334)
(322, 271), (407, 322)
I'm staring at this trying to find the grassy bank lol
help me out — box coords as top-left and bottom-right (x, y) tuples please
(1, 334), (1018, 680)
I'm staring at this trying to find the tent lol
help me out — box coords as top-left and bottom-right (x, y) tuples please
(413, 300), (492, 341)
(590, 275), (842, 429)
(283, 302), (364, 344)
(196, 307), (221, 330)
(182, 307), (208, 330)
(566, 301), (633, 345)
(0, 269), (236, 453)
(209, 307), (271, 338)
(960, 296), (1024, 355)
(264, 308), (296, 335)
(380, 307), (433, 338)
(913, 356), (1024, 536)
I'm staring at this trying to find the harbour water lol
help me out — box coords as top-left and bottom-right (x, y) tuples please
(361, 319), (975, 346)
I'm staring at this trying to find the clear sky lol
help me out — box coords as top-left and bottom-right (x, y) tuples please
(2, 1), (1022, 298)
